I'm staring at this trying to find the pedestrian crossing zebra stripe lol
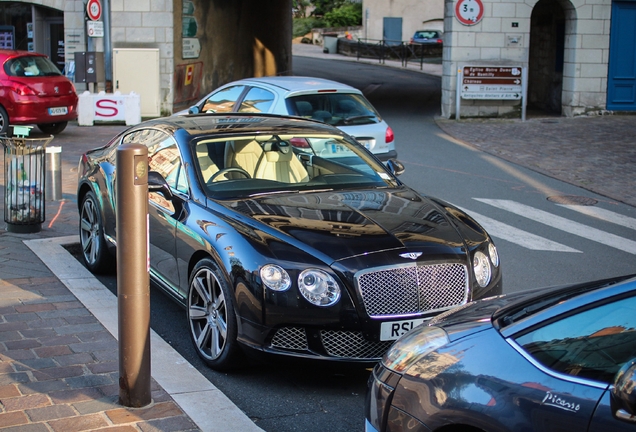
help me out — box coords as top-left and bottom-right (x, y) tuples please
(557, 204), (636, 231)
(461, 209), (581, 252)
(475, 199), (636, 255)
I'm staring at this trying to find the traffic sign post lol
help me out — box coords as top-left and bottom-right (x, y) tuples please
(456, 65), (528, 121)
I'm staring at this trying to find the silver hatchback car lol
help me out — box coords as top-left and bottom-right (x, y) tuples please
(178, 76), (397, 161)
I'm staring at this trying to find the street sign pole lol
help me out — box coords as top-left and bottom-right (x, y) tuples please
(456, 67), (462, 120)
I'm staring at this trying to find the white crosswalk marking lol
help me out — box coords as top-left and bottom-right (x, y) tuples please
(461, 209), (581, 252)
(475, 199), (636, 255)
(557, 205), (636, 231)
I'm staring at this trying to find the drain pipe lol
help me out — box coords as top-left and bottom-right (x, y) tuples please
(103, 0), (113, 92)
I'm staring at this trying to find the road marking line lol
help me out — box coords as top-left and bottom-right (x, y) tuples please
(557, 205), (636, 231)
(461, 209), (581, 252)
(475, 199), (636, 255)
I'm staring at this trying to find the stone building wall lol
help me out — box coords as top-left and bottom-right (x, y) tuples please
(441, 0), (612, 118)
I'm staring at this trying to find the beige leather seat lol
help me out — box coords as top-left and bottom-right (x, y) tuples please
(196, 143), (220, 182)
(255, 149), (309, 183)
(224, 140), (264, 178)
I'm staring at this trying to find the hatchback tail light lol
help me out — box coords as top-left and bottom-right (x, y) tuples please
(290, 137), (310, 148)
(385, 126), (394, 144)
(12, 82), (37, 96)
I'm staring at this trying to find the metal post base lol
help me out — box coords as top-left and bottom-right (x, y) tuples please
(5, 222), (41, 234)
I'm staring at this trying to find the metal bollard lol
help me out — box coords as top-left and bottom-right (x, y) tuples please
(116, 143), (151, 408)
(45, 146), (62, 201)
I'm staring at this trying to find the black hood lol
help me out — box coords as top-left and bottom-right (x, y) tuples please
(224, 188), (476, 262)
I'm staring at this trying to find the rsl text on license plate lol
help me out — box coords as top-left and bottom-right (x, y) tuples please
(48, 107), (68, 116)
(380, 318), (428, 341)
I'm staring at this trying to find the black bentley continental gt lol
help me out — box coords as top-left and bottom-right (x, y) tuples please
(77, 113), (502, 370)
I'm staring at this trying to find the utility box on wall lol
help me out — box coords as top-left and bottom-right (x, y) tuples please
(74, 52), (105, 83)
(113, 48), (160, 118)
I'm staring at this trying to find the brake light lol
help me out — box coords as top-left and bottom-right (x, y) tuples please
(436, 39), (443, 44)
(385, 126), (394, 144)
(12, 82), (37, 96)
(290, 137), (310, 148)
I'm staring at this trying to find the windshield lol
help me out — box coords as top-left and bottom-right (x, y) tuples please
(286, 93), (381, 126)
(192, 133), (399, 199)
(5, 55), (62, 77)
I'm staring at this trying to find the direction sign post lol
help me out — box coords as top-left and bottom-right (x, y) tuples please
(461, 66), (523, 99)
(456, 65), (528, 121)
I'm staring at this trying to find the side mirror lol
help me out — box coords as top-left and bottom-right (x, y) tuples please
(148, 171), (173, 200)
(611, 359), (636, 422)
(386, 158), (405, 176)
(188, 105), (200, 114)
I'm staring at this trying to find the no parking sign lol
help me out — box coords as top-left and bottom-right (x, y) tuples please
(86, 0), (102, 21)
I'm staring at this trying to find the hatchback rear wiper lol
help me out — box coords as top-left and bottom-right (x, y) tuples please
(342, 115), (376, 125)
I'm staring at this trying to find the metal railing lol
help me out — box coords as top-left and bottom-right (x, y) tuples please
(343, 38), (442, 70)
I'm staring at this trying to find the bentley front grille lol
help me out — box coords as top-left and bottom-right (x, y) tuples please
(356, 263), (469, 318)
(271, 327), (308, 351)
(320, 330), (393, 359)
(270, 327), (393, 360)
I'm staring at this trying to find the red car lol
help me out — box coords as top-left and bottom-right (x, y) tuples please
(0, 49), (78, 135)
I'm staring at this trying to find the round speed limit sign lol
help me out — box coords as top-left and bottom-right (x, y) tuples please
(86, 0), (102, 21)
(455, 0), (484, 26)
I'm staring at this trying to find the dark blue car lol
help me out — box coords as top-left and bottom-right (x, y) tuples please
(366, 274), (636, 432)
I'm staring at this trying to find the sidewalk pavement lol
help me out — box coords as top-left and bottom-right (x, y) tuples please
(0, 44), (635, 431)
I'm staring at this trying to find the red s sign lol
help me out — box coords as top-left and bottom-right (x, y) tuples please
(95, 99), (119, 118)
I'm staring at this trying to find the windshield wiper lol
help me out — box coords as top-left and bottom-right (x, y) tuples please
(248, 189), (299, 197)
(341, 115), (376, 125)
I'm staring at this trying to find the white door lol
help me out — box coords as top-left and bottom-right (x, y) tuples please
(113, 48), (160, 117)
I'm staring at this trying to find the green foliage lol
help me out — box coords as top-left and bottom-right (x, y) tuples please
(311, 0), (348, 17)
(324, 2), (362, 27)
(293, 17), (326, 38)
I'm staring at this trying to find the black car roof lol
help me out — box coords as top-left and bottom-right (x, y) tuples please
(134, 113), (344, 140)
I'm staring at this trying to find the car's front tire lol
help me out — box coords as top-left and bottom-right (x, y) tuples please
(188, 258), (244, 370)
(37, 121), (68, 135)
(79, 190), (114, 274)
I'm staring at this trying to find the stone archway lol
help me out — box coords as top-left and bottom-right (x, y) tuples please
(528, 0), (568, 114)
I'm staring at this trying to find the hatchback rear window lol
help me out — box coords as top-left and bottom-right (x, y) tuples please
(5, 56), (63, 77)
(286, 93), (381, 127)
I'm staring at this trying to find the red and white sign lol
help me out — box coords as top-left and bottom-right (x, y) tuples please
(86, 0), (102, 21)
(94, 97), (125, 121)
(455, 0), (484, 26)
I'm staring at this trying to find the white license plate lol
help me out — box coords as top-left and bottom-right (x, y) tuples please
(48, 107), (68, 116)
(330, 143), (351, 154)
(357, 139), (373, 149)
(380, 318), (429, 341)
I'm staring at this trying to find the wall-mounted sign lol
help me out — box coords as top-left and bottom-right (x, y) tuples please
(182, 37), (200, 59)
(455, 0), (484, 26)
(184, 64), (194, 85)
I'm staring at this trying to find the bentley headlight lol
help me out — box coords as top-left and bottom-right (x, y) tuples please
(382, 326), (449, 373)
(261, 264), (291, 291)
(473, 251), (491, 287)
(488, 243), (499, 267)
(298, 269), (340, 306)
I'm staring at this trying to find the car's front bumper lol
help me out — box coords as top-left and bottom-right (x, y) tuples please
(366, 363), (431, 432)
